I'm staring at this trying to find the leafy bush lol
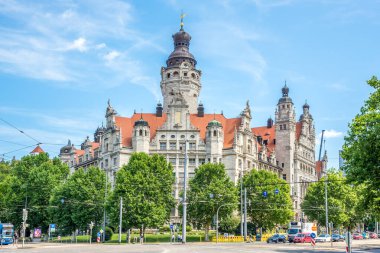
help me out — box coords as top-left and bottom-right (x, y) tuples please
(105, 227), (113, 241)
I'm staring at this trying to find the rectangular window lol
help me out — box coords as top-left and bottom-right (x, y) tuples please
(170, 142), (176, 150)
(169, 157), (176, 165)
(113, 157), (117, 166)
(189, 142), (196, 150)
(283, 174), (287, 180)
(189, 158), (196, 165)
(105, 159), (109, 168)
(160, 142), (167, 150)
(199, 158), (205, 164)
(179, 142), (185, 151)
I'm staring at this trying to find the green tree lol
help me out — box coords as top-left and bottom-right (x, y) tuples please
(243, 169), (293, 230)
(342, 76), (380, 216)
(49, 166), (107, 235)
(0, 161), (12, 220)
(219, 215), (240, 234)
(301, 171), (359, 228)
(186, 163), (238, 241)
(4, 154), (69, 232)
(107, 153), (175, 234)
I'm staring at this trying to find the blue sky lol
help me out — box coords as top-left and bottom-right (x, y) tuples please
(1, 0), (379, 169)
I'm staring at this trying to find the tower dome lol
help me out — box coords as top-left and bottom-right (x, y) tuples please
(134, 115), (149, 127)
(207, 119), (222, 128)
(303, 101), (310, 109)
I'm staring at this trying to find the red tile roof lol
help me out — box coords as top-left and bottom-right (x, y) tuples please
(190, 114), (241, 148)
(30, 145), (44, 154)
(115, 114), (168, 147)
(251, 125), (276, 155)
(296, 122), (302, 141)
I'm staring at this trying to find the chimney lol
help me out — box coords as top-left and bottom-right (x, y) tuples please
(267, 117), (273, 128)
(156, 102), (163, 117)
(197, 102), (204, 117)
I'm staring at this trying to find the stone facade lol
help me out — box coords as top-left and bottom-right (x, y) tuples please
(59, 25), (321, 221)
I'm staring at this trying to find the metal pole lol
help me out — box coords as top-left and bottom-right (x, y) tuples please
(119, 197), (123, 244)
(325, 174), (329, 235)
(244, 188), (247, 241)
(240, 171), (243, 237)
(216, 206), (219, 243)
(318, 130), (325, 161)
(182, 140), (188, 244)
(103, 170), (107, 242)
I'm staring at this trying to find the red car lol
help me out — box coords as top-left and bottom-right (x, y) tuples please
(353, 233), (363, 240)
(369, 232), (378, 239)
(293, 233), (312, 243)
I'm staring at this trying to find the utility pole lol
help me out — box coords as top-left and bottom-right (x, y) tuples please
(240, 171), (243, 237)
(22, 208), (28, 248)
(182, 140), (188, 244)
(119, 197), (123, 244)
(244, 188), (247, 241)
(324, 170), (329, 235)
(89, 221), (94, 244)
(103, 170), (108, 242)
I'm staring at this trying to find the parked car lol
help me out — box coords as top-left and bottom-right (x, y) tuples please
(353, 233), (363, 240)
(267, 234), (287, 243)
(332, 234), (344, 242)
(369, 232), (378, 239)
(293, 233), (312, 243)
(315, 234), (331, 242)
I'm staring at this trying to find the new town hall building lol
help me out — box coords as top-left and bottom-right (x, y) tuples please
(59, 24), (326, 221)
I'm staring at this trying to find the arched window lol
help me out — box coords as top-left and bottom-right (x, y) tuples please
(167, 73), (170, 78)
(144, 130), (147, 136)
(213, 130), (217, 137)
(139, 129), (143, 136)
(208, 131), (211, 137)
(191, 73), (196, 78)
(173, 71), (179, 76)
(248, 145), (251, 154)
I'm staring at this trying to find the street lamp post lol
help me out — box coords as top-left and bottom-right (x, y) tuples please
(182, 139), (188, 244)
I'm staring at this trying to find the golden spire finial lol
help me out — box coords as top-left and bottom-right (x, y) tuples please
(180, 11), (186, 31)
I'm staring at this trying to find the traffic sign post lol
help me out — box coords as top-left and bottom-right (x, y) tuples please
(262, 191), (267, 198)
(275, 189), (279, 195)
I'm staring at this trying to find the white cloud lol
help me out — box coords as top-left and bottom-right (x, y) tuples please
(0, 0), (164, 97)
(320, 129), (344, 139)
(104, 50), (120, 61)
(67, 37), (87, 52)
(328, 82), (352, 92)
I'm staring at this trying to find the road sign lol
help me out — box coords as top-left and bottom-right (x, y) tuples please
(262, 191), (267, 197)
(97, 232), (101, 237)
(100, 229), (104, 234)
(275, 189), (279, 194)
(50, 224), (56, 233)
(310, 233), (316, 239)
(170, 224), (173, 230)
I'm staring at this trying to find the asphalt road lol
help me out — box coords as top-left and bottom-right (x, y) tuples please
(1, 240), (379, 253)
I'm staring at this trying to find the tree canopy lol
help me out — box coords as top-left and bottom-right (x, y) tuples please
(1, 153), (69, 232)
(107, 153), (175, 232)
(301, 171), (360, 228)
(49, 166), (107, 234)
(342, 76), (380, 216)
(243, 169), (293, 230)
(186, 163), (238, 241)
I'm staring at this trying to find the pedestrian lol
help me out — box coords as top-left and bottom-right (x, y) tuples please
(171, 234), (175, 243)
(13, 232), (18, 247)
(139, 234), (144, 244)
